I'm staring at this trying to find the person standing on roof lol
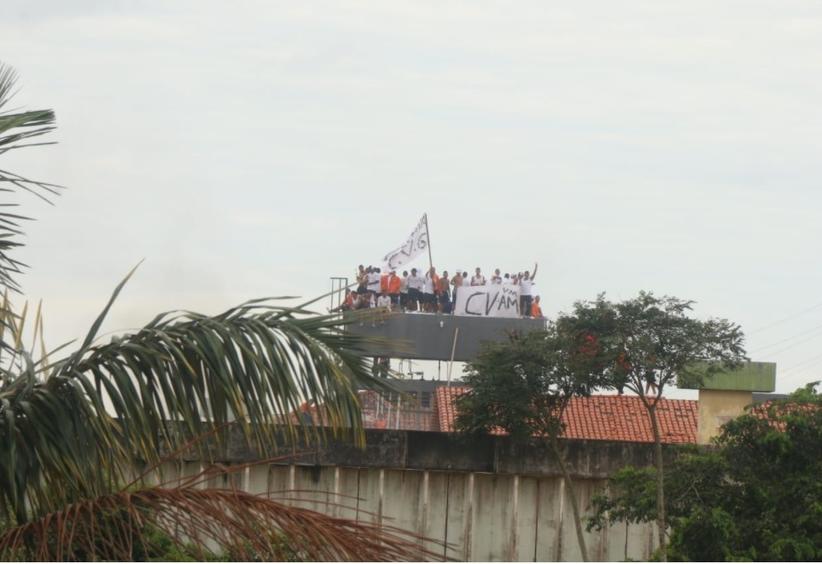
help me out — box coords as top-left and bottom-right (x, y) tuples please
(530, 295), (543, 319)
(400, 270), (409, 310)
(438, 270), (451, 314)
(519, 262), (538, 318)
(407, 267), (424, 311)
(471, 267), (486, 286)
(451, 270), (463, 307)
(491, 268), (502, 284)
(367, 267), (381, 296)
(423, 266), (439, 313)
(387, 270), (401, 308)
(356, 265), (367, 294)
(380, 269), (390, 295)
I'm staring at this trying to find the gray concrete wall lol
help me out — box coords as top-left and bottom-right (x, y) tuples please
(162, 462), (657, 561)
(191, 427), (664, 479)
(346, 312), (546, 361)
(162, 429), (664, 561)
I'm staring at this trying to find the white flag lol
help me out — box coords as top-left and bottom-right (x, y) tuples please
(382, 214), (430, 271)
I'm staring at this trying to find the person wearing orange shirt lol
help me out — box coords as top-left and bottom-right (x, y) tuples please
(329, 289), (355, 313)
(380, 269), (389, 294)
(530, 295), (544, 319)
(387, 270), (401, 308)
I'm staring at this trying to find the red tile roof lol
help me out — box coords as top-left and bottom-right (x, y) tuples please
(351, 385), (698, 444)
(436, 386), (698, 444)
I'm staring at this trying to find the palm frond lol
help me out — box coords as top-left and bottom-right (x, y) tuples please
(0, 466), (442, 561)
(0, 63), (62, 298)
(0, 64), (419, 562)
(0, 276), (396, 522)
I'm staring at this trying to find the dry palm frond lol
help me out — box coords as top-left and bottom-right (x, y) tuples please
(0, 468), (444, 562)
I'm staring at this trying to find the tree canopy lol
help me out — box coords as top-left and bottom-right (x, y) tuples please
(589, 383), (822, 561)
(562, 292), (747, 400)
(564, 291), (747, 560)
(455, 324), (612, 561)
(455, 326), (609, 441)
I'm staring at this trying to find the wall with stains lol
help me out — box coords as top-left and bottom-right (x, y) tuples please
(171, 460), (658, 561)
(163, 430), (666, 561)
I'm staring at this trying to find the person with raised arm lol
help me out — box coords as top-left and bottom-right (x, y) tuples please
(519, 262), (538, 317)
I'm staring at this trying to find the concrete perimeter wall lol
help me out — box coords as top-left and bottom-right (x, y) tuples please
(167, 463), (655, 561)
(162, 429), (662, 561)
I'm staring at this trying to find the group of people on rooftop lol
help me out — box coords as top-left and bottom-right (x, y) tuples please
(332, 263), (543, 318)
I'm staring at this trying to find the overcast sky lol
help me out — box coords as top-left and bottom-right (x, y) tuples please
(2, 1), (822, 394)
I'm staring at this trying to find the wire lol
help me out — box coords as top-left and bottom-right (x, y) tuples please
(747, 300), (822, 335)
(749, 322), (822, 355)
(778, 351), (822, 375)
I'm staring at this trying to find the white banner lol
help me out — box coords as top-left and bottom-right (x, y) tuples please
(382, 214), (430, 271)
(454, 284), (521, 318)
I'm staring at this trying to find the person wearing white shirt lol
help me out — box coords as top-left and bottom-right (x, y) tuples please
(376, 293), (391, 322)
(367, 267), (381, 295)
(470, 267), (486, 286)
(491, 268), (502, 284)
(407, 268), (424, 311)
(400, 270), (409, 310)
(519, 262), (539, 317)
(423, 267), (437, 312)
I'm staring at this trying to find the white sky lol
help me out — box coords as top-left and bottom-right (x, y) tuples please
(2, 1), (822, 395)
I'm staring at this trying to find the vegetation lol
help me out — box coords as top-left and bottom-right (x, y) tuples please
(454, 326), (611, 561)
(0, 63), (433, 560)
(588, 383), (822, 561)
(455, 293), (747, 560)
(565, 292), (746, 559)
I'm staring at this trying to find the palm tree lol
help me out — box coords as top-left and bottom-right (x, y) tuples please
(0, 63), (432, 561)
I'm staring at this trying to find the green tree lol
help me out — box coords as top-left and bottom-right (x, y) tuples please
(589, 382), (822, 561)
(0, 63), (431, 560)
(567, 292), (745, 559)
(454, 326), (610, 561)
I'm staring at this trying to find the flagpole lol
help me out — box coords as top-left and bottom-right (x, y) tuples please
(424, 212), (433, 270)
